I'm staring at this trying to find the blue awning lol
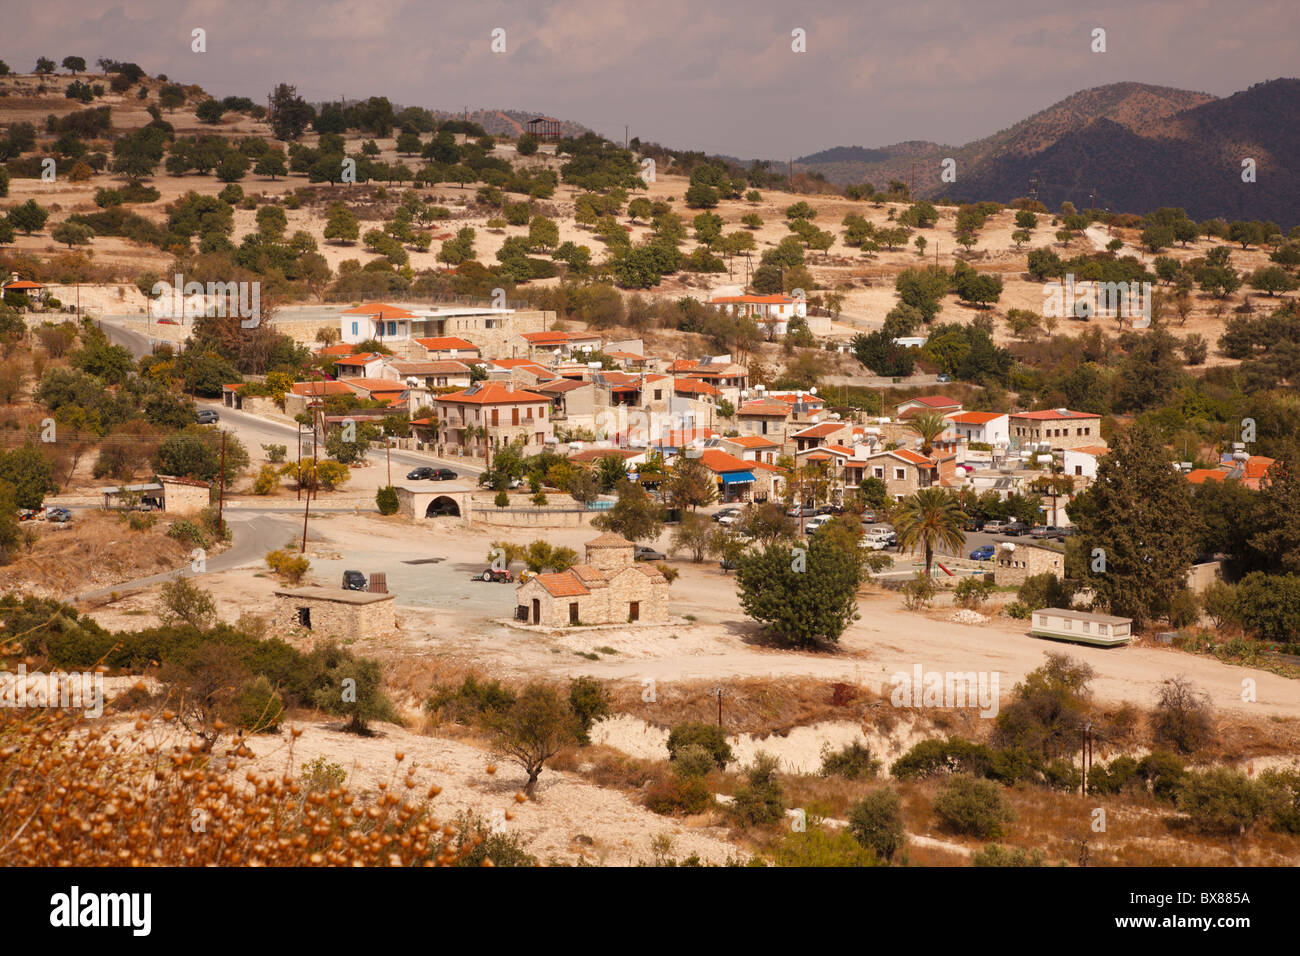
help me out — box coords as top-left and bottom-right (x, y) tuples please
(721, 471), (756, 485)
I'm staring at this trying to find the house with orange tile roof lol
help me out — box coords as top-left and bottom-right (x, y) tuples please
(336, 378), (409, 408)
(377, 359), (474, 391)
(520, 329), (603, 358)
(433, 381), (554, 458)
(1008, 408), (1102, 452)
(1184, 454), (1276, 491)
(896, 395), (963, 418)
(720, 434), (781, 466)
(338, 301), (548, 357)
(707, 292), (827, 337)
(1063, 444), (1110, 480)
(413, 336), (480, 360)
(945, 410), (1009, 447)
(790, 420), (854, 452)
(332, 352), (389, 379)
(514, 534), (668, 627)
(735, 399), (791, 441)
(863, 448), (954, 501)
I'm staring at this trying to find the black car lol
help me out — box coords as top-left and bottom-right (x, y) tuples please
(431, 468), (457, 480)
(1003, 521), (1032, 536)
(963, 517), (985, 532)
(195, 408), (220, 424)
(341, 570), (367, 591)
(634, 545), (666, 562)
(406, 466), (436, 480)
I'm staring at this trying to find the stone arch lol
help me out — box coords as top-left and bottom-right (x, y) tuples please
(425, 495), (461, 518)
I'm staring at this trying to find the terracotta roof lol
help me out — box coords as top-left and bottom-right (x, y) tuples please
(899, 395), (962, 409)
(1071, 444), (1110, 456)
(822, 444), (855, 456)
(436, 383), (550, 404)
(947, 411), (1004, 425)
(341, 303), (416, 319)
(793, 422), (846, 438)
(586, 532), (634, 548)
(534, 379), (591, 394)
(388, 360), (471, 376)
(738, 401), (789, 417)
(567, 448), (640, 462)
(1012, 409), (1099, 421)
(726, 435), (779, 448)
(1186, 469), (1227, 485)
(337, 377), (405, 393)
(673, 379), (721, 396)
(334, 352), (386, 366)
(699, 449), (753, 474)
(414, 336), (478, 351)
(532, 571), (589, 597)
(490, 358), (553, 373)
(1242, 456), (1275, 480)
(4, 280), (44, 290)
(291, 381), (353, 396)
(803, 452), (833, 461)
(772, 392), (823, 405)
(870, 448), (934, 467)
(314, 343), (356, 357)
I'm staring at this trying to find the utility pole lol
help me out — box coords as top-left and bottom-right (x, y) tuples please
(296, 421), (302, 501)
(386, 438), (392, 487)
(1081, 723), (1093, 796)
(302, 403), (317, 554)
(715, 684), (723, 728)
(216, 431), (227, 531)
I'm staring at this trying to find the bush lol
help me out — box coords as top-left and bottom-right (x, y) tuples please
(1137, 751), (1187, 802)
(972, 844), (1046, 867)
(1087, 755), (1140, 795)
(819, 740), (881, 780)
(847, 788), (905, 862)
(1042, 758), (1081, 792)
(772, 827), (881, 867)
(890, 737), (991, 779)
(667, 721), (732, 770)
(932, 775), (1015, 838)
(1004, 601), (1031, 619)
(234, 676), (284, 732)
(448, 810), (538, 867)
(1166, 589), (1199, 628)
(425, 674), (517, 724)
(671, 744), (718, 780)
(375, 485), (399, 515)
(954, 576), (995, 609)
(251, 464), (280, 495)
(261, 443), (286, 463)
(568, 676), (611, 745)
(494, 490), (509, 508)
(1016, 572), (1071, 611)
(156, 577), (217, 630)
(1260, 769), (1300, 834)
(1152, 676), (1213, 755)
(265, 548), (309, 583)
(730, 752), (785, 827)
(644, 771), (713, 816)
(1176, 767), (1276, 836)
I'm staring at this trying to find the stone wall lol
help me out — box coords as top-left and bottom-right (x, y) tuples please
(994, 544), (1064, 587)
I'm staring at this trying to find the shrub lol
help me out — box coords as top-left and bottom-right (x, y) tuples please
(1260, 769), (1300, 834)
(1004, 601), (1031, 619)
(156, 576), (217, 630)
(1151, 676), (1213, 755)
(261, 443), (286, 463)
(568, 676), (611, 745)
(772, 827), (880, 867)
(448, 810), (538, 867)
(972, 844), (1046, 867)
(1166, 589), (1199, 628)
(425, 674), (516, 724)
(265, 548), (309, 583)
(1087, 755), (1140, 795)
(932, 775), (1015, 838)
(667, 721), (732, 770)
(234, 676), (284, 732)
(375, 485), (399, 515)
(819, 740), (881, 780)
(1176, 767), (1276, 836)
(890, 737), (991, 779)
(252, 464), (280, 495)
(301, 755), (347, 792)
(954, 576), (995, 609)
(494, 490), (509, 508)
(730, 752), (785, 827)
(1042, 758), (1081, 792)
(671, 744), (718, 780)
(1016, 572), (1071, 611)
(1137, 751), (1187, 802)
(644, 771), (713, 816)
(847, 788), (905, 862)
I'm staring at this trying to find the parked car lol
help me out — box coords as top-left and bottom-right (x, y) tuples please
(1003, 521), (1032, 536)
(1052, 527), (1076, 540)
(786, 505), (818, 517)
(982, 519), (1007, 534)
(476, 567), (514, 583)
(859, 511), (877, 524)
(963, 517), (985, 532)
(341, 570), (367, 591)
(860, 536), (890, 551)
(1030, 525), (1060, 540)
(508, 477), (524, 489)
(713, 507), (741, 523)
(804, 514), (834, 534)
(195, 408), (219, 424)
(936, 373), (952, 383)
(814, 504), (844, 516)
(969, 544), (996, 561)
(45, 508), (71, 523)
(634, 545), (666, 562)
(406, 466), (436, 480)
(430, 468), (458, 480)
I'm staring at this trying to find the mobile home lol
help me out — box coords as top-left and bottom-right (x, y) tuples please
(1029, 608), (1132, 647)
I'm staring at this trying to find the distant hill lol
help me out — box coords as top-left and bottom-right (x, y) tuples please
(792, 80), (1300, 226)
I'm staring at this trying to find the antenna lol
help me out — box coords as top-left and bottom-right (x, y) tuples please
(1028, 169), (1039, 204)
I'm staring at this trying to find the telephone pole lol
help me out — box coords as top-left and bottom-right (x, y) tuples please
(216, 431), (227, 531)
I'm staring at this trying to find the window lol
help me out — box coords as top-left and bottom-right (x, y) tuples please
(387, 321), (397, 336)
(873, 467), (884, 479)
(1082, 621), (1091, 633)
(1075, 465), (1082, 475)
(525, 406), (533, 420)
(654, 390), (662, 400)
(350, 322), (358, 336)
(894, 468), (906, 481)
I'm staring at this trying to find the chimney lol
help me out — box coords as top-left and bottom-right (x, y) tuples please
(506, 380), (514, 393)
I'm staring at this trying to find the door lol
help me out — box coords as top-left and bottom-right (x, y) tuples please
(531, 599), (540, 625)
(491, 408), (499, 426)
(629, 601), (639, 622)
(512, 407), (519, 425)
(569, 602), (579, 624)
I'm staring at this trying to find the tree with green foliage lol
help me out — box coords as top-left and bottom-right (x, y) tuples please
(893, 488), (966, 577)
(734, 531), (862, 646)
(591, 480), (663, 542)
(483, 683), (578, 799)
(847, 788), (905, 862)
(7, 199), (49, 236)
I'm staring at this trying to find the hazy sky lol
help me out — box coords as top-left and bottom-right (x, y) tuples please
(7, 0), (1297, 158)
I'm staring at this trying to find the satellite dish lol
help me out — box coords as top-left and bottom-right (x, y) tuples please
(810, 386), (818, 395)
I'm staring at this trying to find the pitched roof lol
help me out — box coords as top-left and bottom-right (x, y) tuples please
(341, 303), (416, 319)
(724, 435), (779, 448)
(314, 343), (357, 357)
(291, 380), (353, 396)
(673, 378), (721, 397)
(436, 382), (550, 404)
(567, 448), (640, 462)
(699, 449), (753, 474)
(1012, 408), (1099, 420)
(1186, 469), (1227, 485)
(414, 336), (478, 351)
(334, 352), (386, 365)
(569, 564), (608, 586)
(947, 411), (1004, 425)
(387, 360), (471, 376)
(899, 395), (962, 409)
(532, 571), (590, 597)
(871, 448), (935, 467)
(586, 532), (634, 548)
(792, 422), (847, 438)
(1070, 444), (1110, 457)
(737, 401), (790, 417)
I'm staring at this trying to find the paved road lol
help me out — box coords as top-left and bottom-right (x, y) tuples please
(98, 316), (156, 358)
(73, 514), (299, 602)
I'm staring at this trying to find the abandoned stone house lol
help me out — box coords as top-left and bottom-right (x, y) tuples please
(514, 533), (669, 626)
(993, 542), (1064, 587)
(273, 588), (396, 639)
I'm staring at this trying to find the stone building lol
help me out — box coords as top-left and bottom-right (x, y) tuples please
(993, 542), (1064, 587)
(273, 588), (397, 639)
(514, 533), (669, 627)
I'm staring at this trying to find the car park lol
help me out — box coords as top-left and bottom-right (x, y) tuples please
(406, 467), (436, 480)
(633, 545), (666, 562)
(341, 570), (368, 591)
(969, 544), (996, 561)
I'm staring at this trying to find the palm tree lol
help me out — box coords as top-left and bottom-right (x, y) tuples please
(894, 487), (967, 577)
(905, 410), (949, 458)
